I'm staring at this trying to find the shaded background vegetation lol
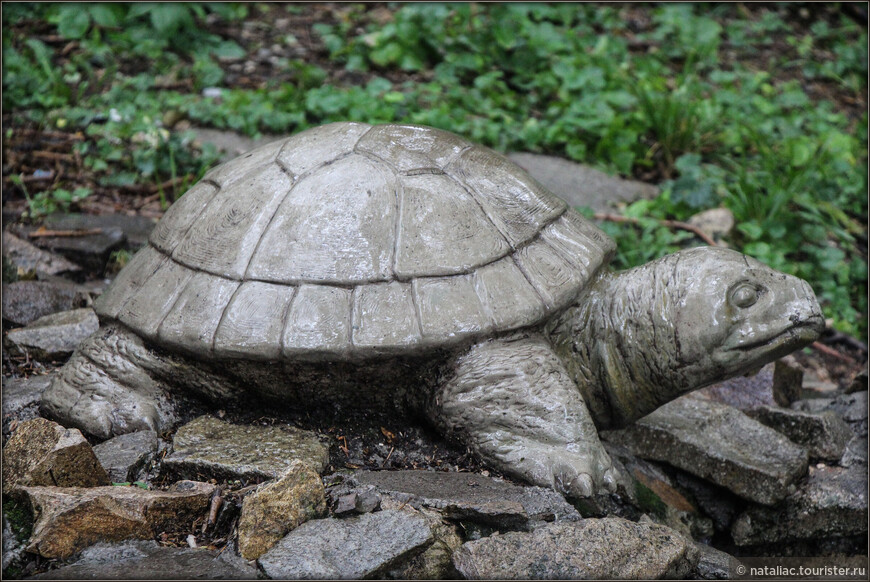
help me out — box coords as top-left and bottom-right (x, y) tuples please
(2, 2), (867, 340)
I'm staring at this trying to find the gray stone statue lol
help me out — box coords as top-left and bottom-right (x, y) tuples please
(41, 123), (824, 498)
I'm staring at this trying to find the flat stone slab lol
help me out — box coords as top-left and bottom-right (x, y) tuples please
(2, 231), (81, 276)
(731, 464), (868, 546)
(27, 539), (256, 580)
(692, 542), (743, 580)
(43, 212), (157, 249)
(10, 222), (125, 273)
(258, 509), (433, 579)
(163, 415), (329, 481)
(748, 405), (852, 461)
(507, 152), (658, 213)
(602, 396), (809, 505)
(2, 280), (84, 327)
(21, 481), (216, 559)
(92, 430), (159, 483)
(452, 517), (699, 580)
(6, 308), (99, 357)
(2, 418), (110, 490)
(342, 469), (580, 530)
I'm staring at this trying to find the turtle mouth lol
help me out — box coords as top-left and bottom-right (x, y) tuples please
(727, 315), (824, 353)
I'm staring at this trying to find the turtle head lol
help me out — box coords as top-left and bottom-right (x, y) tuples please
(667, 246), (824, 381)
(552, 246), (824, 429)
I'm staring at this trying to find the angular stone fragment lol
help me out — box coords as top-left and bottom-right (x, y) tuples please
(12, 222), (126, 273)
(44, 212), (157, 250)
(92, 430), (159, 483)
(347, 469), (581, 530)
(2, 231), (81, 276)
(2, 375), (51, 435)
(692, 542), (743, 580)
(258, 509), (433, 579)
(27, 539), (257, 580)
(1, 280), (82, 327)
(748, 405), (852, 461)
(21, 480), (216, 558)
(773, 357), (803, 406)
(163, 416), (328, 481)
(238, 460), (327, 560)
(602, 396), (809, 505)
(731, 465), (868, 546)
(386, 507), (463, 580)
(694, 364), (777, 410)
(452, 517), (699, 580)
(2, 418), (110, 490)
(5, 308), (99, 358)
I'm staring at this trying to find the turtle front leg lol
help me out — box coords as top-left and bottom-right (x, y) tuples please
(41, 325), (178, 439)
(431, 332), (617, 498)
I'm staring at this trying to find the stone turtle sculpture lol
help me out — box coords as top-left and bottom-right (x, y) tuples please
(42, 122), (824, 498)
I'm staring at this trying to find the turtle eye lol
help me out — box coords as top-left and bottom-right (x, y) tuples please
(731, 283), (760, 308)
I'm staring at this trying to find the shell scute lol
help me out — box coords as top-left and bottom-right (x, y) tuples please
(355, 124), (469, 173)
(395, 173), (510, 279)
(277, 122), (372, 179)
(214, 281), (296, 360)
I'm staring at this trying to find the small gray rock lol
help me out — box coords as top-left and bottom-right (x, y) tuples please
(257, 509), (433, 579)
(748, 405), (853, 461)
(507, 152), (658, 213)
(11, 221), (126, 273)
(603, 396), (809, 505)
(6, 308), (99, 358)
(694, 364), (777, 410)
(2, 280), (83, 327)
(26, 540), (256, 580)
(92, 430), (159, 483)
(731, 464), (868, 545)
(792, 391), (868, 438)
(452, 517), (699, 580)
(691, 542), (743, 580)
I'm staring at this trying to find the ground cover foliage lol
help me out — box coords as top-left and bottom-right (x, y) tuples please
(2, 2), (867, 340)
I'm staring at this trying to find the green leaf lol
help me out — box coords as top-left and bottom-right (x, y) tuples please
(212, 40), (246, 60)
(149, 3), (191, 35)
(89, 4), (122, 28)
(57, 4), (91, 39)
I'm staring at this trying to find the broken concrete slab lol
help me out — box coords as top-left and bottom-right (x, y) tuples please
(602, 396), (809, 505)
(452, 517), (699, 580)
(92, 430), (159, 484)
(257, 509), (433, 579)
(340, 469), (581, 531)
(5, 308), (99, 358)
(731, 464), (868, 546)
(2, 417), (110, 490)
(21, 481), (216, 559)
(238, 459), (327, 560)
(163, 415), (329, 482)
(10, 223), (125, 273)
(748, 405), (853, 461)
(507, 152), (659, 213)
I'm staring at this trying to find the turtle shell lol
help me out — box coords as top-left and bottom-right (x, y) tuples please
(96, 122), (615, 360)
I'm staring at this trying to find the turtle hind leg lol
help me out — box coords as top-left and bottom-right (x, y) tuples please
(40, 325), (177, 439)
(431, 332), (617, 498)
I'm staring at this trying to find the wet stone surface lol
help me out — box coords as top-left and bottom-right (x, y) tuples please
(1, 280), (85, 327)
(747, 405), (853, 461)
(602, 396), (810, 506)
(2, 375), (50, 438)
